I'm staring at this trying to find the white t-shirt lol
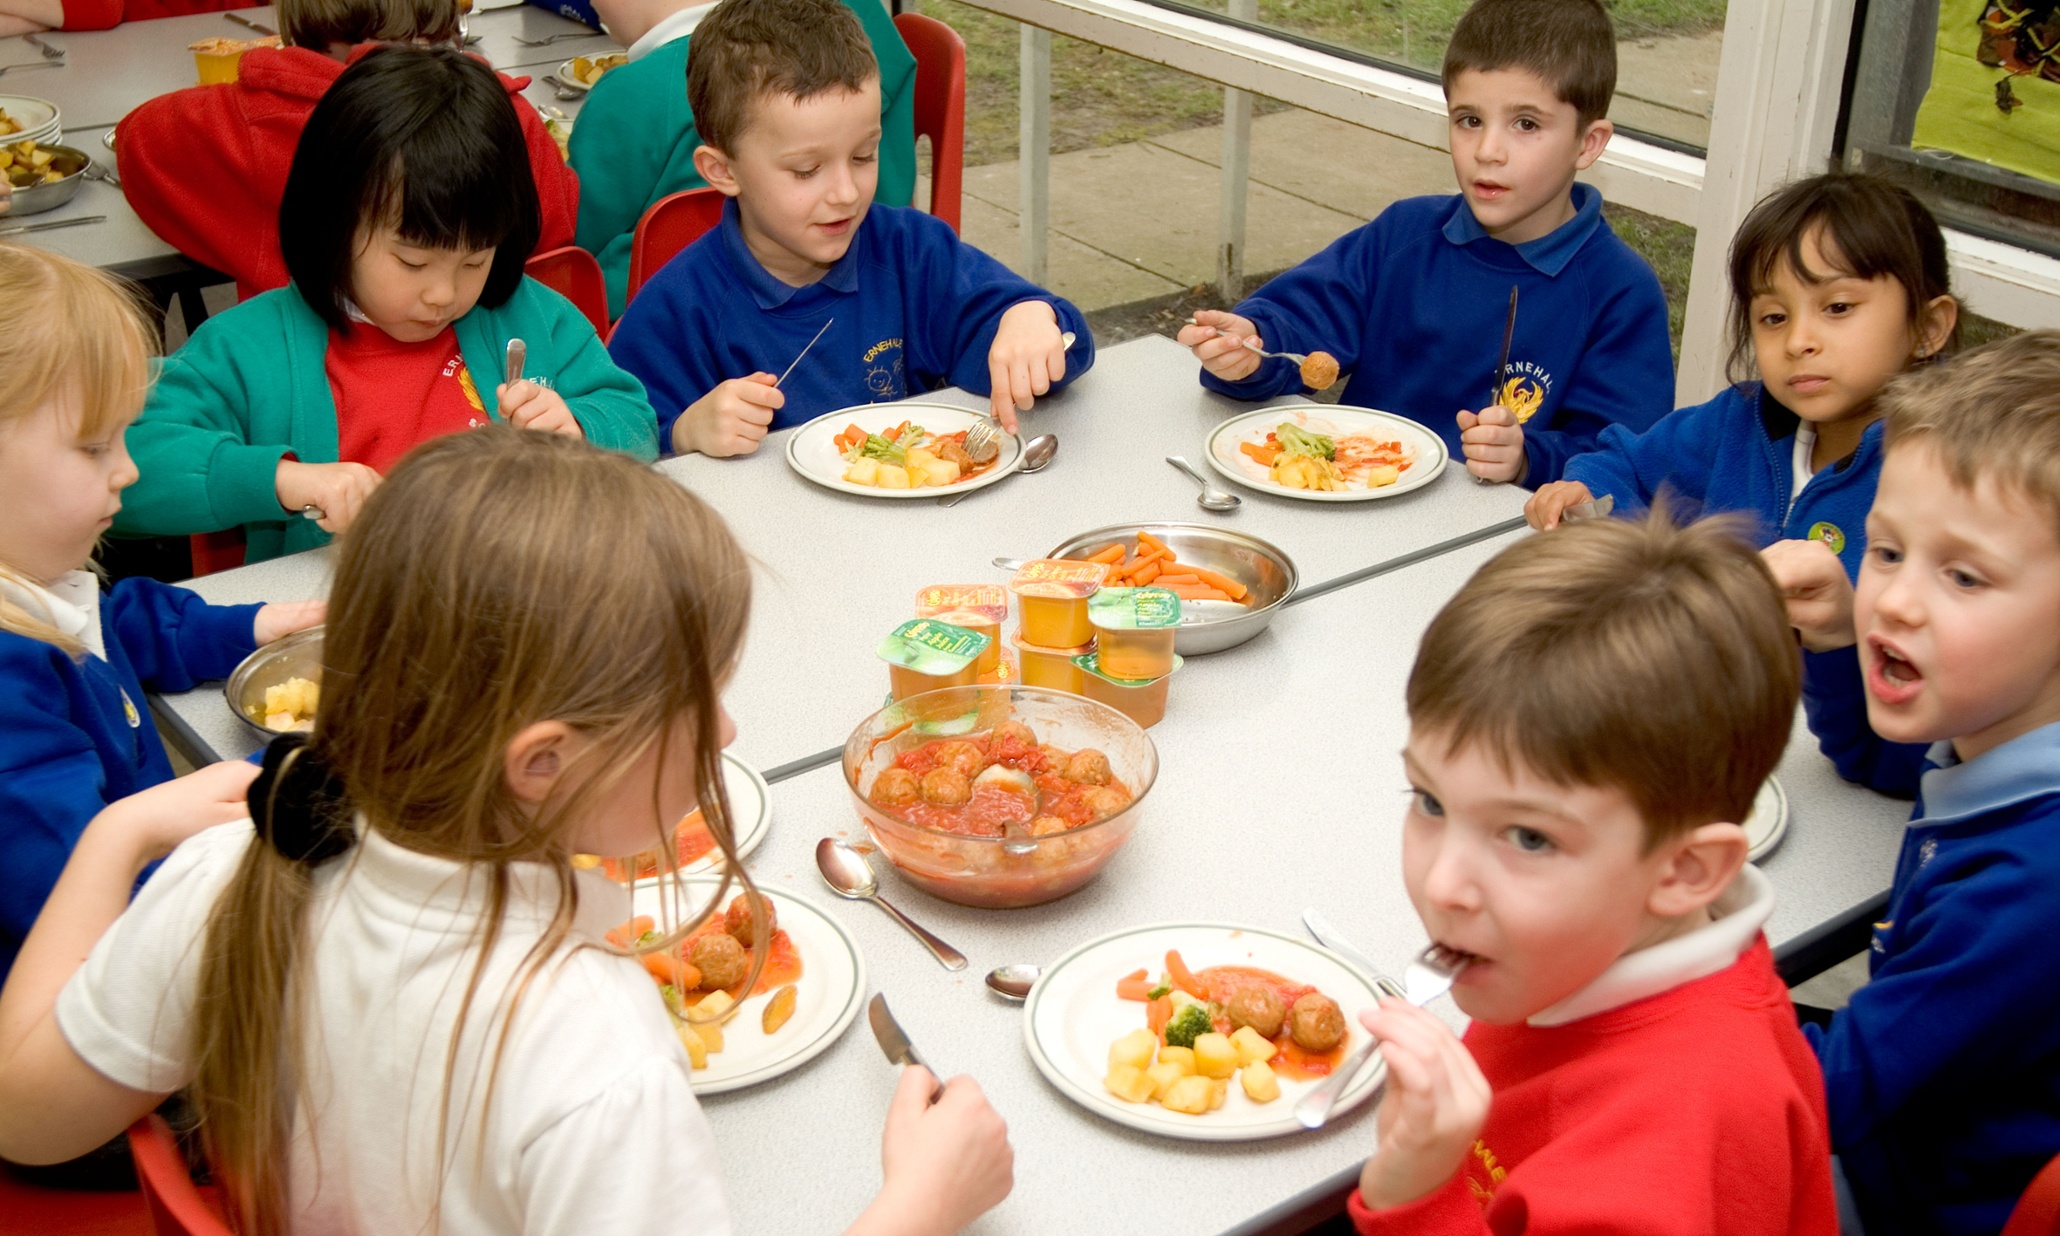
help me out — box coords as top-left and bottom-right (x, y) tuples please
(57, 821), (733, 1236)
(1791, 422), (1818, 505)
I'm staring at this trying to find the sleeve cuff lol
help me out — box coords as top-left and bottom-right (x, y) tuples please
(1347, 1174), (1484, 1234)
(204, 442), (294, 530)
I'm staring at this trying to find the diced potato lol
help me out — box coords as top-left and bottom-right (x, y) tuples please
(1144, 1060), (1190, 1101)
(1193, 1032), (1237, 1080)
(761, 984), (797, 1034)
(875, 464), (911, 489)
(1103, 1064), (1155, 1104)
(1108, 1029), (1158, 1072)
(695, 989), (736, 1017)
(1230, 1026), (1278, 1066)
(678, 1022), (708, 1069)
(1368, 464), (1401, 488)
(1160, 1075), (1215, 1115)
(905, 446), (938, 470)
(1154, 1046), (1196, 1075)
(1240, 1060), (1281, 1103)
(688, 1019), (724, 1054)
(843, 457), (880, 486)
(918, 457), (960, 487)
(1208, 1079), (1228, 1110)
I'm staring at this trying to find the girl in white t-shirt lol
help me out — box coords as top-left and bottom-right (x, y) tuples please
(0, 427), (1012, 1236)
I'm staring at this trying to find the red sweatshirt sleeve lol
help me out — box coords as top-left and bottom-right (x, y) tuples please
(62, 0), (245, 27)
(116, 82), (277, 291)
(501, 73), (580, 256)
(59, 0), (122, 28)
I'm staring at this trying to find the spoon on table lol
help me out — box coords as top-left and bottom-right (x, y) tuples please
(984, 963), (1041, 1001)
(815, 838), (968, 971)
(1166, 455), (1241, 512)
(938, 432), (1057, 508)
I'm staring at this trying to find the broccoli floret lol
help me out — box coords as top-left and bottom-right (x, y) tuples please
(1162, 1002), (1215, 1049)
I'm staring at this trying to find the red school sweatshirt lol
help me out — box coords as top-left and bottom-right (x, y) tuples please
(1349, 937), (1838, 1236)
(115, 43), (579, 301)
(59, 0), (242, 31)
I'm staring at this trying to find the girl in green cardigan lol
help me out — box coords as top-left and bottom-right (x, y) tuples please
(118, 45), (660, 565)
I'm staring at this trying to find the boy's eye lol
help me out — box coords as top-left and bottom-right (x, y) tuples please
(1947, 567), (1984, 590)
(1454, 115), (1479, 129)
(1515, 117), (1538, 132)
(1870, 543), (1903, 566)
(1505, 825), (1555, 853)
(1410, 789), (1445, 819)
(794, 165), (819, 179)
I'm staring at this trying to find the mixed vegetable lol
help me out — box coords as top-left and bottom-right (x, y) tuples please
(834, 421), (988, 489)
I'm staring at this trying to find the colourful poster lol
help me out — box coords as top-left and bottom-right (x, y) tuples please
(1911, 0), (2060, 185)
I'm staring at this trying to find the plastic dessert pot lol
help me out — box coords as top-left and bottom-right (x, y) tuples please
(1074, 652), (1182, 729)
(1009, 559), (1109, 648)
(877, 619), (990, 702)
(1012, 630), (1093, 694)
(1088, 587), (1182, 681)
(916, 585), (1007, 675)
(190, 36), (266, 83)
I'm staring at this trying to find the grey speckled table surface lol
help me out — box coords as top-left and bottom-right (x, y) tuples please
(156, 335), (1907, 1235)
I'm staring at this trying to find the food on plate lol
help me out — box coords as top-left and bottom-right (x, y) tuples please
(1225, 984), (1285, 1039)
(835, 420), (998, 489)
(865, 723), (1132, 839)
(691, 931), (749, 989)
(761, 984), (798, 1034)
(1009, 558), (1111, 647)
(608, 893), (804, 1070)
(724, 891), (776, 946)
(1239, 419), (1412, 491)
(564, 52), (627, 87)
(1298, 351), (1340, 391)
(878, 618), (990, 700)
(1, 139), (75, 190)
(1070, 531), (1249, 606)
(599, 803), (727, 880)
(257, 676), (319, 732)
(1288, 992), (1346, 1052)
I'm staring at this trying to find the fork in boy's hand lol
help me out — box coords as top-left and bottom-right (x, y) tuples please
(1294, 943), (1472, 1130)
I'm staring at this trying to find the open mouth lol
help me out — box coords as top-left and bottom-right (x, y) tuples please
(1866, 637), (1924, 704)
(1472, 181), (1510, 200)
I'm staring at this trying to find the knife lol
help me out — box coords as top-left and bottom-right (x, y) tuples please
(1302, 908), (1407, 1001)
(0, 215), (105, 237)
(868, 994), (945, 1102)
(774, 317), (833, 389)
(1490, 284), (1518, 410)
(225, 11), (276, 34)
(504, 337), (527, 389)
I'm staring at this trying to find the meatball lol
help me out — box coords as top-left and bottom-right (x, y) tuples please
(1062, 748), (1112, 785)
(1029, 815), (1071, 837)
(690, 932), (749, 990)
(991, 721), (1039, 750)
(1225, 984), (1286, 1039)
(723, 893), (776, 947)
(920, 768), (972, 805)
(935, 436), (973, 468)
(1077, 785), (1128, 821)
(871, 768), (920, 807)
(1288, 992), (1346, 1053)
(933, 740), (985, 780)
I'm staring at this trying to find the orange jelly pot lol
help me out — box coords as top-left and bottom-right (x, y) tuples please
(1011, 631), (1095, 694)
(877, 619), (991, 701)
(1073, 651), (1182, 729)
(915, 584), (1008, 675)
(1087, 586), (1182, 680)
(1009, 559), (1109, 648)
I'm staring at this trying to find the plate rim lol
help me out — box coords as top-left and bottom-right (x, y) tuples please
(783, 401), (1023, 500)
(1746, 775), (1788, 863)
(552, 53), (623, 92)
(1204, 406), (1448, 503)
(1022, 920), (1388, 1141)
(629, 751), (771, 879)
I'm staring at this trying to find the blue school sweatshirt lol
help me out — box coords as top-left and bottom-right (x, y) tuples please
(1563, 383), (1882, 579)
(0, 577), (260, 982)
(1803, 723), (2060, 1236)
(608, 200), (1094, 450)
(1199, 185), (1673, 486)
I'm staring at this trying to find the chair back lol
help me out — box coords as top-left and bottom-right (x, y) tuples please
(626, 188), (727, 306)
(2004, 1150), (2060, 1236)
(188, 530), (247, 578)
(127, 1115), (233, 1236)
(524, 245), (612, 336)
(893, 11), (966, 233)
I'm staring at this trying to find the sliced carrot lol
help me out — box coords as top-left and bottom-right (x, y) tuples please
(1184, 565), (1249, 601)
(1135, 530), (1171, 557)
(1086, 544), (1127, 566)
(1115, 968), (1153, 1001)
(1147, 994), (1174, 1038)
(1167, 584), (1233, 602)
(606, 915), (655, 948)
(1240, 440), (1284, 466)
(1165, 949), (1205, 999)
(1152, 573), (1202, 586)
(883, 421), (906, 442)
(1131, 561), (1162, 585)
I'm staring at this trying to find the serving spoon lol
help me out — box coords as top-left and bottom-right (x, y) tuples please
(815, 839), (967, 970)
(1166, 455), (1241, 512)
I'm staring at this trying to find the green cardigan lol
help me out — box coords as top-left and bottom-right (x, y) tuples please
(116, 278), (659, 564)
(568, 0), (918, 316)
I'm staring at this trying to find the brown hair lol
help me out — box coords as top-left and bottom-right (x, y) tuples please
(188, 429), (756, 1235)
(0, 244), (155, 657)
(277, 0), (460, 55)
(687, 0), (879, 155)
(1725, 171), (1958, 384)
(1442, 0), (1616, 126)
(1407, 508), (1800, 847)
(1881, 328), (2060, 529)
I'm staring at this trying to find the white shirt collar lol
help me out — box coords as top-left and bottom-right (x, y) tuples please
(1791, 422), (1817, 503)
(0, 569), (106, 660)
(627, 2), (715, 61)
(1527, 864), (1775, 1027)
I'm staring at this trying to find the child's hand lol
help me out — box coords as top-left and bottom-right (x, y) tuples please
(675, 374), (783, 458)
(870, 1066), (1013, 1236)
(986, 300), (1068, 434)
(97, 760), (261, 870)
(1525, 480), (1596, 530)
(253, 600), (326, 645)
(1456, 405), (1526, 484)
(1762, 539), (1857, 651)
(274, 459), (381, 534)
(498, 379), (584, 439)
(1178, 309), (1263, 384)
(1357, 999), (1491, 1211)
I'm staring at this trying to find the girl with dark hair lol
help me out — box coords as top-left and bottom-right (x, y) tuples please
(116, 45), (655, 564)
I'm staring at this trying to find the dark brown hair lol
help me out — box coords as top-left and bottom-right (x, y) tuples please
(1407, 508), (1800, 848)
(1881, 328), (2060, 527)
(1442, 0), (1616, 126)
(687, 0), (878, 156)
(1726, 171), (1957, 384)
(277, 0), (460, 56)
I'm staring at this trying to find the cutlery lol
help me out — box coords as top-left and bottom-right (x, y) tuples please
(984, 962), (1041, 1001)
(1166, 455), (1241, 512)
(225, 12), (276, 34)
(1183, 317), (1306, 364)
(1301, 909), (1406, 1000)
(1562, 492), (1615, 523)
(774, 317), (833, 389)
(23, 33), (64, 60)
(0, 214), (103, 236)
(961, 332), (1074, 463)
(815, 838), (967, 970)
(299, 505), (324, 521)
(991, 556), (1028, 572)
(513, 30), (594, 45)
(868, 994), (946, 1101)
(1489, 285), (1518, 409)
(937, 432), (1056, 508)
(1293, 942), (1471, 1130)
(84, 158), (118, 189)
(0, 60), (62, 79)
(504, 337), (527, 388)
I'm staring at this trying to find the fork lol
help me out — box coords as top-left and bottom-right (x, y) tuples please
(1293, 942), (1471, 1130)
(513, 30), (594, 45)
(0, 60), (62, 79)
(1181, 317), (1307, 364)
(961, 331), (1075, 463)
(23, 33), (65, 60)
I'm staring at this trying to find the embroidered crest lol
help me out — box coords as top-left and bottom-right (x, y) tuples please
(120, 687), (140, 728)
(1496, 361), (1554, 424)
(1807, 521), (1847, 556)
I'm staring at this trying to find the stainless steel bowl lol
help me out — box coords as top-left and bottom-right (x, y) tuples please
(1045, 523), (1298, 654)
(5, 143), (89, 216)
(223, 627), (324, 741)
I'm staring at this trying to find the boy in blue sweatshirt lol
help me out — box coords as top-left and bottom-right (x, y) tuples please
(1177, 0), (1670, 488)
(608, 0), (1092, 458)
(1761, 330), (2060, 1236)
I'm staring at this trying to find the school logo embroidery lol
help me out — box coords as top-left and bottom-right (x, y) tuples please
(1464, 1138), (1509, 1205)
(1807, 521), (1846, 555)
(1496, 361), (1553, 425)
(120, 687), (140, 728)
(453, 359), (487, 428)
(863, 337), (906, 402)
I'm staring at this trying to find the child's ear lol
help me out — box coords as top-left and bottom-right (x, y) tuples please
(693, 145), (743, 198)
(504, 720), (579, 805)
(1915, 294), (1959, 361)
(1573, 117), (1614, 171)
(1646, 821), (1749, 919)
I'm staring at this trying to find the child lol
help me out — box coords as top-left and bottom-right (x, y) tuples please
(0, 428), (1015, 1235)
(2, 0), (241, 35)
(118, 0), (580, 300)
(0, 244), (323, 984)
(1528, 172), (1958, 583)
(115, 46), (657, 563)
(1351, 511), (1836, 1232)
(571, 0), (919, 317)
(1177, 0), (1672, 489)
(1761, 331), (2060, 1235)
(607, 0), (1092, 458)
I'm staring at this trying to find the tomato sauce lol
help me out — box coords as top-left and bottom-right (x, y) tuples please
(681, 917), (804, 998)
(879, 736), (1130, 836)
(601, 810), (719, 881)
(1193, 963), (1349, 1081)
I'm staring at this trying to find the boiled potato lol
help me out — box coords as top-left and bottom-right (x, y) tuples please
(1230, 1025), (1278, 1066)
(678, 1022), (708, 1069)
(695, 988), (735, 1017)
(1193, 1032), (1237, 1080)
(1155, 1046), (1196, 1074)
(1103, 1064), (1155, 1104)
(1160, 1075), (1215, 1115)
(1208, 1078), (1228, 1110)
(917, 456), (960, 487)
(1108, 1029), (1157, 1072)
(875, 464), (911, 489)
(1144, 1060), (1190, 1101)
(1368, 464), (1401, 488)
(843, 456), (880, 485)
(905, 446), (938, 470)
(687, 1019), (723, 1054)
(1240, 1060), (1281, 1102)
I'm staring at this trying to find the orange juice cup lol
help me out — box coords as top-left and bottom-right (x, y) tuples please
(1088, 587), (1182, 681)
(915, 584), (1007, 675)
(189, 36), (270, 83)
(1012, 630), (1094, 694)
(1074, 652), (1182, 729)
(878, 618), (990, 702)
(1009, 559), (1109, 648)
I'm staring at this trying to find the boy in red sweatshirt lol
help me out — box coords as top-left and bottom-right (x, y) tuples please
(1350, 511), (1838, 1235)
(115, 0), (577, 300)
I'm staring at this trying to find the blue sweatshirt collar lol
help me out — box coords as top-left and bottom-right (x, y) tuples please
(717, 198), (863, 310)
(1440, 182), (1604, 277)
(1918, 721), (2060, 827)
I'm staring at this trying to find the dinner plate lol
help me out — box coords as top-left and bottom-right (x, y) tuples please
(587, 753), (770, 878)
(0, 95), (61, 147)
(1024, 921), (1388, 1141)
(1205, 405), (1447, 502)
(1744, 775), (1788, 862)
(785, 402), (1023, 500)
(552, 52), (629, 93)
(631, 875), (867, 1094)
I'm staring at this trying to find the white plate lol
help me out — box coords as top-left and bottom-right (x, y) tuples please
(552, 52), (628, 93)
(631, 876), (866, 1094)
(0, 95), (58, 137)
(1024, 922), (1388, 1141)
(609, 752), (770, 878)
(1205, 406), (1447, 502)
(785, 402), (1022, 500)
(1744, 775), (1788, 862)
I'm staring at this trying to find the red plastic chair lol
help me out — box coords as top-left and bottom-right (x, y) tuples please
(0, 1161), (152, 1236)
(187, 530), (246, 578)
(127, 1115), (231, 1236)
(2004, 1150), (2060, 1236)
(524, 245), (612, 337)
(625, 188), (727, 308)
(893, 11), (966, 233)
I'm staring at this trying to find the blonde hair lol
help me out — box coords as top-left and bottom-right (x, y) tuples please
(1407, 508), (1800, 847)
(277, 0), (461, 53)
(0, 244), (156, 656)
(1882, 328), (2060, 529)
(189, 429), (756, 1235)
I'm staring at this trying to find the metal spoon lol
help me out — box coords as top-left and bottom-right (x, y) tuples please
(815, 838), (968, 970)
(1166, 455), (1241, 511)
(984, 963), (1041, 1001)
(938, 432), (1057, 508)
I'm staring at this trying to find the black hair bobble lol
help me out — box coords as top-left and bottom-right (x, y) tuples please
(249, 734), (356, 867)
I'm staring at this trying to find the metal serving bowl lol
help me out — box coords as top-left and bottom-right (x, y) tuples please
(5, 142), (89, 216)
(223, 627), (324, 741)
(1044, 523), (1298, 655)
